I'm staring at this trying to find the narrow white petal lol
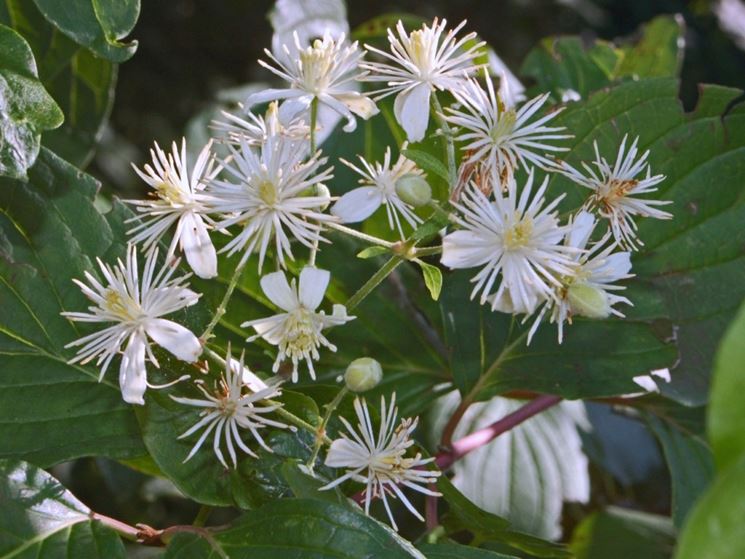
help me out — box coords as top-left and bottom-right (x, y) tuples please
(394, 83), (431, 143)
(181, 212), (217, 279)
(331, 187), (384, 223)
(119, 333), (148, 405)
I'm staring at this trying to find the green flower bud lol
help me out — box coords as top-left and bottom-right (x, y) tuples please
(395, 174), (432, 207)
(344, 357), (382, 393)
(567, 283), (611, 319)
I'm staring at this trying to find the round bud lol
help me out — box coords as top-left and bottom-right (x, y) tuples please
(395, 174), (432, 207)
(344, 357), (383, 393)
(567, 283), (611, 319)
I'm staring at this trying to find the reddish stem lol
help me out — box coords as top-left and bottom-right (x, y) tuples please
(435, 394), (562, 470)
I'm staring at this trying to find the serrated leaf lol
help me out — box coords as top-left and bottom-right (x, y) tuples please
(0, 24), (62, 179)
(432, 392), (589, 540)
(570, 507), (676, 559)
(0, 0), (118, 167)
(0, 148), (146, 466)
(31, 0), (139, 62)
(402, 148), (450, 183)
(418, 260), (442, 300)
(165, 498), (426, 558)
(0, 459), (126, 558)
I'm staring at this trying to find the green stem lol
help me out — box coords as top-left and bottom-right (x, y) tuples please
(413, 245), (442, 257)
(346, 256), (403, 312)
(310, 97), (319, 153)
(431, 93), (457, 191)
(201, 258), (248, 342)
(307, 387), (349, 470)
(268, 400), (332, 444)
(192, 505), (212, 527)
(326, 221), (395, 248)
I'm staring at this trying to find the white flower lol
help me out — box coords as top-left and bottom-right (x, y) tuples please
(246, 32), (378, 133)
(127, 139), (219, 279)
(62, 246), (201, 405)
(445, 74), (570, 188)
(526, 211), (633, 343)
(320, 393), (440, 531)
(331, 145), (423, 238)
(171, 348), (287, 469)
(560, 135), (672, 250)
(242, 267), (354, 382)
(206, 134), (334, 270)
(441, 173), (578, 313)
(212, 101), (309, 147)
(362, 19), (484, 142)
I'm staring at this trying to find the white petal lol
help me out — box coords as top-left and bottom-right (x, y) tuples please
(394, 83), (431, 143)
(337, 92), (379, 120)
(181, 212), (217, 279)
(441, 230), (491, 269)
(567, 211), (595, 249)
(260, 271), (298, 312)
(324, 438), (368, 468)
(145, 318), (202, 362)
(603, 252), (632, 280)
(330, 187), (384, 223)
(120, 333), (148, 405)
(299, 267), (330, 310)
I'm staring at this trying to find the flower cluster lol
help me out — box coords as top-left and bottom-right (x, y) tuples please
(60, 16), (672, 530)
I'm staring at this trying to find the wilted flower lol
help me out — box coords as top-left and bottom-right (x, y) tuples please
(242, 267), (354, 382)
(206, 134), (334, 270)
(331, 145), (425, 238)
(445, 74), (570, 188)
(320, 393), (441, 530)
(127, 139), (219, 279)
(559, 135), (672, 250)
(62, 246), (201, 405)
(246, 32), (378, 133)
(441, 173), (578, 314)
(171, 348), (286, 468)
(362, 19), (484, 142)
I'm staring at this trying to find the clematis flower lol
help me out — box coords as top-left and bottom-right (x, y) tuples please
(245, 32), (378, 133)
(559, 135), (672, 250)
(441, 173), (578, 314)
(445, 73), (570, 189)
(206, 133), (334, 270)
(331, 145), (424, 238)
(127, 139), (219, 279)
(526, 211), (633, 343)
(212, 100), (309, 148)
(62, 246), (201, 405)
(242, 267), (354, 382)
(171, 348), (287, 469)
(320, 393), (441, 531)
(362, 19), (484, 142)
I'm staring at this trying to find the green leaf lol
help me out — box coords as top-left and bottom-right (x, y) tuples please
(616, 15), (685, 79)
(0, 148), (146, 466)
(1, 0), (118, 167)
(675, 452), (745, 559)
(708, 300), (745, 471)
(419, 542), (517, 559)
(0, 459), (126, 558)
(402, 148), (450, 183)
(645, 413), (714, 528)
(418, 260), (442, 300)
(0, 24), (63, 179)
(438, 476), (570, 558)
(280, 459), (349, 505)
(570, 507), (676, 559)
(165, 498), (426, 558)
(31, 0), (139, 62)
